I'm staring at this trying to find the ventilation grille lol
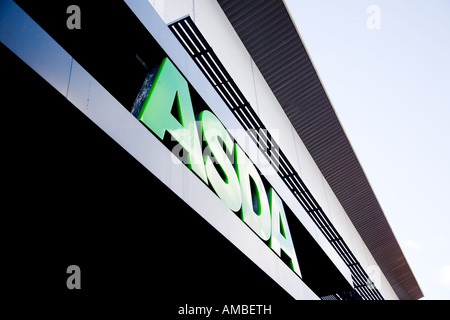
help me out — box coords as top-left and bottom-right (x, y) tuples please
(169, 16), (383, 300)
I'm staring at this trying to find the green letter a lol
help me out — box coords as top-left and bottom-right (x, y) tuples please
(138, 57), (207, 183)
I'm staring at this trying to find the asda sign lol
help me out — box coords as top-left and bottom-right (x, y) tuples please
(138, 57), (301, 278)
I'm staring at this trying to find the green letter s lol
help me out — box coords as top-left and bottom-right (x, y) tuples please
(200, 110), (242, 212)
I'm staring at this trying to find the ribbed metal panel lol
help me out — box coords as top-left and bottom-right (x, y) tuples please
(218, 0), (423, 300)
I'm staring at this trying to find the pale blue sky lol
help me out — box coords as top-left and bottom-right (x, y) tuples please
(285, 0), (450, 300)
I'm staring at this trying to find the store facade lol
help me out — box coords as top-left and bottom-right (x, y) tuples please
(0, 0), (422, 300)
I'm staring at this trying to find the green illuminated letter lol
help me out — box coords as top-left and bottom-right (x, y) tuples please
(138, 57), (207, 183)
(268, 188), (302, 277)
(200, 110), (242, 212)
(235, 145), (271, 241)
